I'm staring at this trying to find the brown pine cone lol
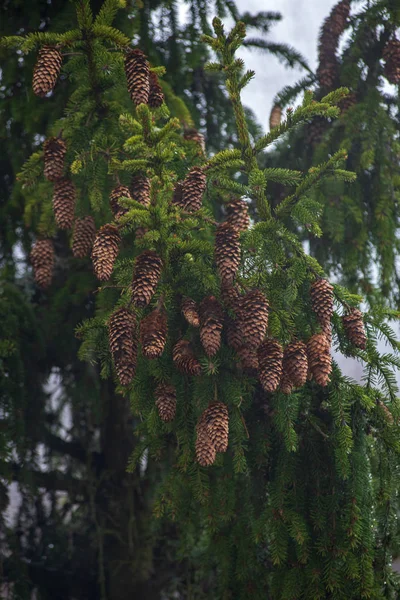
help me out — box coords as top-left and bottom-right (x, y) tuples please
(215, 222), (241, 285)
(342, 308), (367, 350)
(221, 283), (242, 313)
(148, 71), (164, 108)
(225, 198), (250, 232)
(180, 166), (206, 212)
(237, 346), (259, 376)
(269, 105), (282, 130)
(72, 216), (96, 258)
(258, 339), (283, 393)
(338, 92), (357, 114)
(317, 0), (350, 89)
(203, 402), (229, 453)
(383, 39), (400, 84)
(32, 46), (62, 97)
(53, 178), (76, 229)
(43, 137), (66, 181)
(282, 341), (308, 388)
(183, 128), (206, 154)
(307, 333), (332, 387)
(130, 175), (151, 207)
(181, 297), (200, 328)
(155, 382), (176, 422)
(172, 339), (201, 376)
(140, 308), (168, 359)
(30, 238), (54, 289)
(124, 49), (150, 106)
(280, 373), (294, 395)
(92, 224), (121, 281)
(237, 289), (269, 349)
(311, 278), (334, 329)
(376, 400), (394, 426)
(110, 185), (132, 219)
(199, 296), (224, 357)
(108, 307), (137, 386)
(225, 317), (243, 352)
(131, 250), (163, 307)
(195, 414), (216, 467)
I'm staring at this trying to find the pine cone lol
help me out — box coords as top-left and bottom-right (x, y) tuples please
(317, 0), (350, 89)
(237, 346), (259, 376)
(376, 400), (394, 426)
(307, 333), (332, 387)
(131, 250), (162, 307)
(32, 46), (62, 97)
(342, 309), (367, 350)
(305, 117), (327, 147)
(195, 414), (216, 467)
(311, 278), (334, 329)
(280, 372), (294, 395)
(221, 283), (242, 313)
(180, 166), (206, 212)
(140, 308), (168, 359)
(130, 175), (151, 207)
(108, 307), (137, 386)
(72, 216), (96, 258)
(215, 222), (241, 285)
(338, 92), (357, 114)
(30, 239), (54, 289)
(383, 39), (400, 84)
(237, 289), (269, 349)
(269, 105), (282, 130)
(53, 178), (76, 229)
(282, 341), (308, 388)
(203, 402), (229, 453)
(124, 49), (150, 106)
(225, 198), (250, 232)
(110, 185), (132, 219)
(172, 339), (201, 376)
(199, 296), (224, 357)
(181, 297), (200, 328)
(43, 137), (66, 181)
(92, 224), (121, 281)
(258, 339), (283, 393)
(155, 382), (176, 422)
(225, 317), (243, 352)
(183, 128), (206, 154)
(148, 71), (164, 108)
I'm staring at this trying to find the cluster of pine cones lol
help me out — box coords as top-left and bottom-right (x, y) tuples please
(317, 0), (350, 90)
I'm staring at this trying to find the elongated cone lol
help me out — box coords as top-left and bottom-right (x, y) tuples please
(221, 283), (242, 313)
(30, 239), (54, 289)
(130, 175), (151, 207)
(237, 289), (269, 349)
(280, 372), (294, 395)
(92, 224), (121, 281)
(43, 137), (66, 181)
(148, 71), (164, 108)
(258, 339), (283, 393)
(180, 166), (206, 212)
(307, 333), (332, 387)
(53, 178), (76, 229)
(215, 222), (241, 285)
(282, 341), (308, 388)
(108, 307), (137, 386)
(199, 296), (224, 357)
(383, 39), (400, 84)
(269, 105), (282, 130)
(172, 339), (201, 376)
(72, 216), (96, 258)
(124, 49), (150, 105)
(342, 308), (367, 350)
(317, 0), (350, 89)
(140, 308), (168, 359)
(181, 297), (200, 328)
(225, 317), (243, 352)
(110, 185), (132, 219)
(131, 250), (162, 307)
(32, 46), (62, 97)
(376, 400), (394, 426)
(155, 383), (176, 422)
(237, 346), (258, 376)
(203, 402), (229, 453)
(225, 198), (249, 233)
(183, 128), (206, 154)
(311, 278), (334, 330)
(195, 414), (216, 467)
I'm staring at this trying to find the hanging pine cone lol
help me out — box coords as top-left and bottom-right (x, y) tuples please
(72, 216), (96, 258)
(32, 46), (62, 97)
(148, 71), (164, 108)
(311, 278), (334, 329)
(225, 317), (243, 352)
(172, 339), (201, 376)
(130, 175), (151, 207)
(43, 137), (66, 181)
(110, 185), (132, 219)
(307, 333), (332, 387)
(30, 238), (54, 289)
(342, 308), (367, 350)
(155, 382), (176, 422)
(131, 250), (163, 307)
(183, 128), (206, 154)
(199, 296), (224, 357)
(383, 39), (400, 84)
(221, 283), (242, 313)
(376, 400), (394, 426)
(124, 49), (150, 106)
(269, 105), (282, 130)
(53, 178), (76, 229)
(92, 224), (121, 281)
(215, 222), (241, 285)
(225, 198), (250, 232)
(258, 339), (283, 393)
(237, 289), (269, 349)
(179, 166), (206, 212)
(140, 308), (168, 359)
(338, 91), (357, 114)
(237, 346), (259, 376)
(280, 372), (294, 395)
(108, 307), (137, 386)
(181, 297), (200, 328)
(282, 341), (308, 388)
(195, 414), (216, 467)
(317, 0), (350, 89)
(203, 402), (229, 453)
